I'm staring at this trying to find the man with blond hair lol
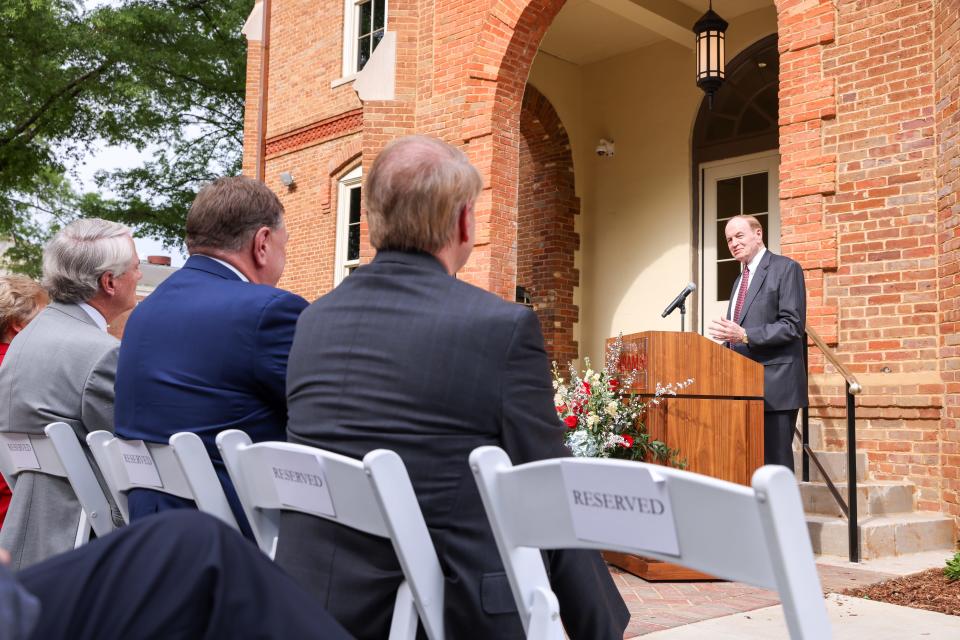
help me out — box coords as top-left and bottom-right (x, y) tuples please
(0, 275), (49, 527)
(0, 219), (140, 568)
(281, 136), (629, 639)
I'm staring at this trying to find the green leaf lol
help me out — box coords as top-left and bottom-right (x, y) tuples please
(1, 0), (253, 273)
(945, 551), (960, 581)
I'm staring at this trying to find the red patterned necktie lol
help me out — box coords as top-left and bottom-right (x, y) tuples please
(733, 266), (750, 323)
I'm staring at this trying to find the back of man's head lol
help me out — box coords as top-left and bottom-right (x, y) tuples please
(186, 176), (285, 255)
(366, 135), (483, 254)
(42, 219), (134, 304)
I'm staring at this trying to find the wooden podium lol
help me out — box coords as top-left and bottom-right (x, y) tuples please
(601, 331), (764, 580)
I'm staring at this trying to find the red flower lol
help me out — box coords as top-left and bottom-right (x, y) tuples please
(620, 434), (634, 448)
(582, 381), (591, 395)
(608, 378), (620, 391)
(555, 404), (567, 414)
(563, 415), (579, 429)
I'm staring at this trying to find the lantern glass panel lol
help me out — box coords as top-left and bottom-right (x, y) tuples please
(698, 35), (708, 78)
(707, 31), (717, 76)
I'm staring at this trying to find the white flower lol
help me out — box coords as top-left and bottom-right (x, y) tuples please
(605, 401), (619, 417)
(604, 433), (628, 450)
(552, 379), (559, 390)
(586, 413), (600, 428)
(553, 392), (564, 406)
(590, 372), (601, 384)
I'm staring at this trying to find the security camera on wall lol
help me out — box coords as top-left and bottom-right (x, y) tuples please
(595, 138), (615, 157)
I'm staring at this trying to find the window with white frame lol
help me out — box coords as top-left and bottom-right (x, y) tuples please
(341, 0), (386, 77)
(334, 166), (362, 285)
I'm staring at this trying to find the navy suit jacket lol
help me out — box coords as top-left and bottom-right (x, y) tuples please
(727, 250), (808, 411)
(277, 251), (628, 639)
(115, 255), (308, 535)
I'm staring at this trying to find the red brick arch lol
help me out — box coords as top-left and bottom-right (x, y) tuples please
(458, 0), (568, 299)
(518, 85), (579, 365)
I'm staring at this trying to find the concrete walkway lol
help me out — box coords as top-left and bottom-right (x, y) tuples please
(614, 550), (956, 638)
(642, 594), (960, 639)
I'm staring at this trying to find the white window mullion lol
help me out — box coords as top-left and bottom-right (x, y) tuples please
(334, 166), (363, 286)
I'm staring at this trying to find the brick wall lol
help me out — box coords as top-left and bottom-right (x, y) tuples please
(242, 39), (262, 177)
(270, 134), (363, 300)
(776, 0), (954, 512)
(518, 85), (579, 366)
(935, 0), (960, 520)
(267, 0), (361, 138)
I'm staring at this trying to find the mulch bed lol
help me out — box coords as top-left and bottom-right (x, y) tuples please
(843, 568), (960, 616)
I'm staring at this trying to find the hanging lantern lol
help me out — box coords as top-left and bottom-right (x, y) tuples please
(693, 2), (728, 109)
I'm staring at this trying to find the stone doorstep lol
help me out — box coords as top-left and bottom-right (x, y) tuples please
(793, 449), (869, 483)
(806, 512), (956, 559)
(799, 481), (916, 518)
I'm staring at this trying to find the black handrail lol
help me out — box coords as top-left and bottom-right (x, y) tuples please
(802, 326), (862, 563)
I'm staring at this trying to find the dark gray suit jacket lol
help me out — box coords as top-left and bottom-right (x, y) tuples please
(278, 251), (627, 639)
(727, 250), (808, 411)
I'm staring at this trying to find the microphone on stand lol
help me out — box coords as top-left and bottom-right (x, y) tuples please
(661, 282), (697, 318)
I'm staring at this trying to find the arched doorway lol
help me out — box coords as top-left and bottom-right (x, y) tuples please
(693, 34), (780, 329)
(517, 85), (579, 365)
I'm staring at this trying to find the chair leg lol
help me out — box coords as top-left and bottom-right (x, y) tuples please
(526, 587), (563, 640)
(74, 510), (92, 548)
(387, 581), (420, 640)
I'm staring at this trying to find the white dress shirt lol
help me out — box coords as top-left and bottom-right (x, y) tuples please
(201, 255), (249, 283)
(78, 302), (108, 332)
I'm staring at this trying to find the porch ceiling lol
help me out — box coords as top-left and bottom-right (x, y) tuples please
(539, 0), (772, 66)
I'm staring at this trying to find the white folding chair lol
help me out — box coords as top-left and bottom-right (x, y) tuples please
(216, 429), (445, 640)
(86, 430), (239, 530)
(0, 422), (117, 547)
(469, 446), (831, 640)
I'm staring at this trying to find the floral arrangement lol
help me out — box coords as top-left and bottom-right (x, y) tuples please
(552, 335), (693, 467)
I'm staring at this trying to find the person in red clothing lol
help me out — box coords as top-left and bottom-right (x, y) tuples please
(0, 275), (49, 527)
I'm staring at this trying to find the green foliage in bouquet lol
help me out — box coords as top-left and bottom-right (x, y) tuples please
(552, 335), (690, 468)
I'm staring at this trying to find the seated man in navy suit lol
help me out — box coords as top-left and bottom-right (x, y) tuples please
(279, 136), (629, 638)
(2, 511), (351, 640)
(114, 177), (308, 536)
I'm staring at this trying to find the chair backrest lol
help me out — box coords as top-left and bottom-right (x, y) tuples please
(0, 423), (116, 544)
(86, 430), (239, 531)
(216, 430), (445, 640)
(469, 446), (831, 640)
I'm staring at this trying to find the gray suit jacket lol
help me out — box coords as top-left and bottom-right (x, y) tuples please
(727, 250), (808, 411)
(0, 303), (119, 569)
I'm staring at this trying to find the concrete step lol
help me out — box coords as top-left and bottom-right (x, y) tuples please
(803, 419), (825, 449)
(807, 512), (956, 559)
(799, 481), (915, 517)
(793, 449), (868, 483)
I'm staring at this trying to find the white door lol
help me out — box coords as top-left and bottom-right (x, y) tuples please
(700, 152), (780, 333)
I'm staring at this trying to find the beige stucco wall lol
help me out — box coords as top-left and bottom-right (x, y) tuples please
(527, 6), (776, 366)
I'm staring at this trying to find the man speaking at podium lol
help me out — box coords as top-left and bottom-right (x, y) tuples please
(708, 214), (807, 472)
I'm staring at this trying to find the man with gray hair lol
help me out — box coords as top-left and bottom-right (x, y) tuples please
(281, 136), (629, 638)
(114, 176), (306, 537)
(0, 219), (140, 568)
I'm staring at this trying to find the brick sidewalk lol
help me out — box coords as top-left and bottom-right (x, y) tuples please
(613, 562), (896, 637)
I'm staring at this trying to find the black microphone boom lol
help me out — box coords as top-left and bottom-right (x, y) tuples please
(661, 282), (697, 318)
